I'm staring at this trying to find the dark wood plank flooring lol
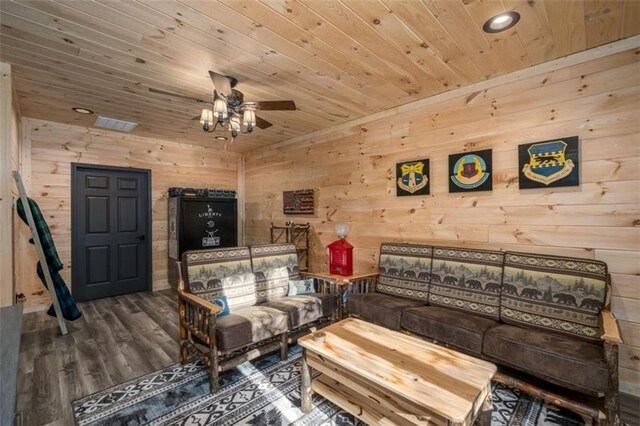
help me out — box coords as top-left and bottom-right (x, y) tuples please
(16, 289), (179, 426)
(16, 289), (640, 426)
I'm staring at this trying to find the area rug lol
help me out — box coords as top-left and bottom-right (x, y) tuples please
(72, 346), (593, 426)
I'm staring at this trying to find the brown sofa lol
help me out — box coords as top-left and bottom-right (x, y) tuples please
(176, 243), (337, 393)
(347, 242), (623, 425)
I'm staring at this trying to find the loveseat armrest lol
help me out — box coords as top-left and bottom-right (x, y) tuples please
(600, 309), (623, 344)
(179, 291), (222, 316)
(178, 291), (221, 346)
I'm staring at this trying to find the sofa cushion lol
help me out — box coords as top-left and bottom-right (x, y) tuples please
(347, 293), (425, 330)
(429, 247), (504, 320)
(210, 295), (231, 317)
(288, 278), (315, 296)
(483, 324), (608, 394)
(250, 244), (299, 303)
(501, 252), (607, 343)
(182, 247), (257, 310)
(215, 305), (289, 352)
(401, 306), (499, 356)
(376, 243), (432, 302)
(261, 293), (337, 328)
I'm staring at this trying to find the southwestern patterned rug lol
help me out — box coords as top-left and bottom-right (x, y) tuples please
(72, 346), (593, 426)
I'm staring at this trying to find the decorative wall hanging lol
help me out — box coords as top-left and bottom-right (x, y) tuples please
(283, 189), (314, 215)
(396, 159), (430, 196)
(449, 149), (493, 192)
(518, 136), (580, 189)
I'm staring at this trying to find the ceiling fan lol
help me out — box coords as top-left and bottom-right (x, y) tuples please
(149, 71), (296, 141)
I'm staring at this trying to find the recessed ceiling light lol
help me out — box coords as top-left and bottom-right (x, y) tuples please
(483, 11), (520, 33)
(215, 136), (228, 141)
(72, 107), (94, 114)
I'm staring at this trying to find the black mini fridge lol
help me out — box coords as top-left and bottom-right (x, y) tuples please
(168, 196), (238, 289)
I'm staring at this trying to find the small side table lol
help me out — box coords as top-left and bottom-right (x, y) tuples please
(300, 271), (378, 319)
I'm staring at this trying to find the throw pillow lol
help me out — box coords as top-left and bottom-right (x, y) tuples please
(211, 295), (231, 317)
(288, 278), (315, 296)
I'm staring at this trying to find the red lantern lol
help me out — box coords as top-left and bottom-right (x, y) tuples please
(328, 239), (353, 276)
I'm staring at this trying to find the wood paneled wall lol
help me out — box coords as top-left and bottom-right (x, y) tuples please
(244, 48), (640, 394)
(18, 118), (240, 309)
(1, 62), (21, 307)
(10, 70), (22, 307)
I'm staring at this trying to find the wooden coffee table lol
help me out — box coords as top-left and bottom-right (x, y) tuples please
(298, 318), (497, 426)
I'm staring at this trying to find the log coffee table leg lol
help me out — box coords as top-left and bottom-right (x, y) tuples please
(476, 386), (493, 426)
(301, 348), (312, 413)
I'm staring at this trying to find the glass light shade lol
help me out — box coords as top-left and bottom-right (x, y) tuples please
(335, 222), (350, 239)
(213, 98), (228, 121)
(242, 109), (256, 127)
(199, 108), (213, 125)
(229, 114), (241, 137)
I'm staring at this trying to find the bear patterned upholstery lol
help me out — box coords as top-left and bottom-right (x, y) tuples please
(261, 293), (337, 328)
(483, 324), (608, 394)
(182, 247), (257, 310)
(501, 252), (608, 343)
(215, 305), (289, 352)
(429, 247), (504, 320)
(250, 244), (299, 303)
(376, 243), (433, 301)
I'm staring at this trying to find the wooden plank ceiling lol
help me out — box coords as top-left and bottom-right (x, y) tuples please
(1, 0), (638, 152)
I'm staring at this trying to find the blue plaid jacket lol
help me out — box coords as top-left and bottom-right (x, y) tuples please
(17, 198), (81, 321)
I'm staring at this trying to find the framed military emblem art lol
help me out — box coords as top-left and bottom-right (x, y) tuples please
(396, 159), (430, 196)
(518, 136), (579, 189)
(449, 149), (492, 193)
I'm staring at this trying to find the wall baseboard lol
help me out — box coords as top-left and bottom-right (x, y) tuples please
(22, 303), (48, 314)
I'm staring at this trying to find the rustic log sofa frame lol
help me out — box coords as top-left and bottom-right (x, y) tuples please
(346, 243), (623, 425)
(176, 244), (339, 393)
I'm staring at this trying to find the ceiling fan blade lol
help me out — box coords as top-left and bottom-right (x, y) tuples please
(254, 100), (296, 111)
(209, 71), (232, 97)
(148, 87), (209, 104)
(255, 115), (273, 129)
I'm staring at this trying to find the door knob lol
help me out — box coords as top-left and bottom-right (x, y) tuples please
(137, 235), (146, 241)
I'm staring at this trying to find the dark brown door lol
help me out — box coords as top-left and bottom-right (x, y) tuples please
(72, 164), (151, 301)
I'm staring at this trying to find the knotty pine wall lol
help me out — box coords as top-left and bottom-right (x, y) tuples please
(18, 118), (240, 309)
(1, 62), (21, 307)
(10, 79), (21, 307)
(244, 48), (640, 394)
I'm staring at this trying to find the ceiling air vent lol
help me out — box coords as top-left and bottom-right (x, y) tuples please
(94, 116), (138, 133)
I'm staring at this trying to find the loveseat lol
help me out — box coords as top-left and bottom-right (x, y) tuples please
(347, 243), (623, 425)
(176, 243), (337, 393)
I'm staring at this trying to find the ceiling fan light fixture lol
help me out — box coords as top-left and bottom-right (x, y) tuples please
(153, 72), (295, 141)
(229, 114), (241, 138)
(200, 108), (214, 130)
(483, 11), (520, 33)
(242, 107), (256, 133)
(213, 98), (228, 122)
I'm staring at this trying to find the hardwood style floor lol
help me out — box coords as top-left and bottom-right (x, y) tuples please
(16, 289), (640, 426)
(16, 289), (179, 426)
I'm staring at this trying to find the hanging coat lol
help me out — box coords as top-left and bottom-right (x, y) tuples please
(17, 198), (82, 321)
